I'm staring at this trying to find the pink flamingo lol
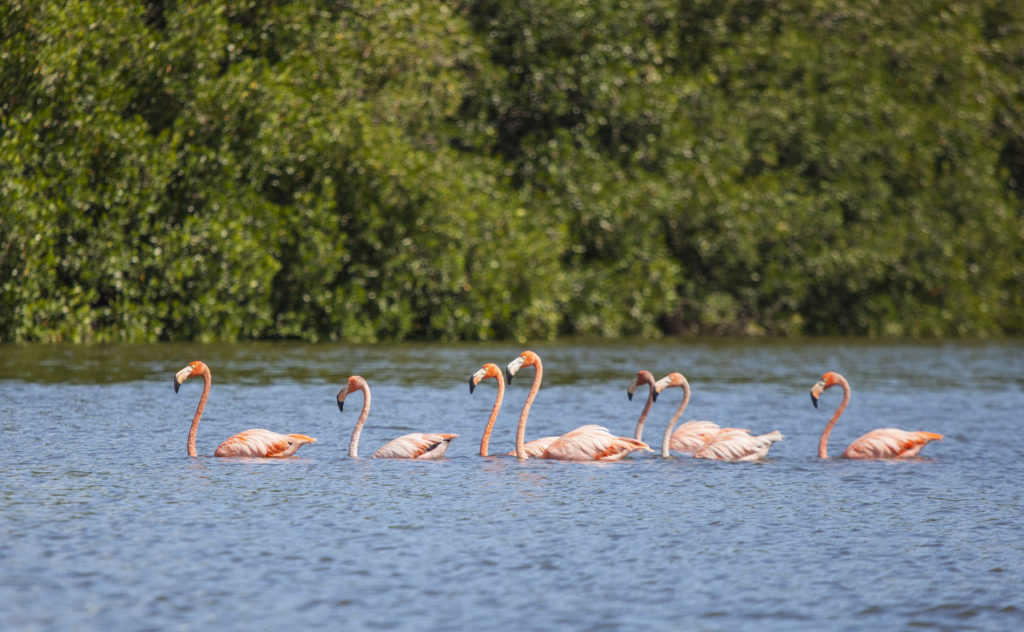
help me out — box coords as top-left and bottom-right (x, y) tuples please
(811, 371), (943, 459)
(338, 375), (457, 459)
(651, 372), (749, 456)
(504, 350), (652, 461)
(469, 363), (506, 457)
(174, 361), (317, 458)
(652, 372), (723, 456)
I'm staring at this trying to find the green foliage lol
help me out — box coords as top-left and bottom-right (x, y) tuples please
(1, 0), (1022, 342)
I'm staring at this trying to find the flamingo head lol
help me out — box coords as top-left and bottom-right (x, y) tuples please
(810, 371), (841, 408)
(174, 361), (207, 393)
(337, 375), (367, 412)
(469, 363), (502, 394)
(505, 350), (539, 385)
(653, 372), (689, 400)
(627, 370), (656, 401)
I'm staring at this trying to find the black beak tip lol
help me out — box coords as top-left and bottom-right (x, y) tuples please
(174, 379), (180, 394)
(627, 391), (634, 401)
(469, 377), (477, 394)
(337, 400), (345, 413)
(810, 392), (819, 408)
(505, 369), (513, 385)
(652, 391), (659, 403)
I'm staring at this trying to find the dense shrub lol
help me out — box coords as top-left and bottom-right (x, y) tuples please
(2, 0), (1022, 342)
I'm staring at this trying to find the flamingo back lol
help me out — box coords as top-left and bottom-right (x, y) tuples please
(693, 430), (783, 462)
(373, 433), (459, 459)
(668, 420), (724, 452)
(541, 425), (653, 461)
(842, 429), (944, 459)
(214, 429), (317, 458)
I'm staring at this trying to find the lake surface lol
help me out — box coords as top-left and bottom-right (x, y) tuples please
(1, 339), (1022, 631)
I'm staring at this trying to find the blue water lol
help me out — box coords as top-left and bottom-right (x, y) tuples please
(1, 340), (1022, 631)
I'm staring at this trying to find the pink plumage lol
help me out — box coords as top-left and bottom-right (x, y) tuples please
(372, 433), (459, 459)
(504, 351), (652, 461)
(214, 429), (317, 458)
(693, 430), (784, 462)
(841, 428), (945, 459)
(338, 375), (458, 460)
(540, 425), (652, 461)
(174, 361), (317, 458)
(653, 371), (778, 460)
(811, 371), (943, 459)
(668, 420), (731, 452)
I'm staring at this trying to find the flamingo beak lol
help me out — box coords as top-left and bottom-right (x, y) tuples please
(173, 366), (193, 393)
(627, 375), (639, 401)
(337, 387), (349, 413)
(810, 381), (825, 408)
(469, 368), (487, 394)
(505, 356), (525, 385)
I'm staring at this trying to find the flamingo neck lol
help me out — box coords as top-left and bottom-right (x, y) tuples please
(819, 376), (850, 459)
(187, 372), (210, 458)
(479, 378), (505, 457)
(634, 384), (655, 441)
(660, 379), (690, 458)
(348, 385), (371, 458)
(515, 361), (541, 460)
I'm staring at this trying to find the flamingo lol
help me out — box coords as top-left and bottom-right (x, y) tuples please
(173, 361), (317, 458)
(810, 371), (943, 459)
(338, 375), (457, 459)
(651, 372), (749, 457)
(469, 363), (506, 457)
(504, 350), (652, 461)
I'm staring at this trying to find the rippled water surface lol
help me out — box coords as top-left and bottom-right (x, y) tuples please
(2, 340), (1023, 631)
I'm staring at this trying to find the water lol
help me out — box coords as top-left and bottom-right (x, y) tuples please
(1, 339), (1022, 631)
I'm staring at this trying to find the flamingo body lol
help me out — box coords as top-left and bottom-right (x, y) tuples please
(339, 375), (458, 459)
(841, 428), (945, 459)
(693, 430), (784, 462)
(540, 425), (652, 461)
(214, 429), (317, 458)
(668, 421), (729, 452)
(811, 371), (943, 459)
(174, 361), (316, 458)
(372, 433), (459, 459)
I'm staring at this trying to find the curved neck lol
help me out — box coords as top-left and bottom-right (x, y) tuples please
(634, 384), (655, 441)
(660, 378), (690, 458)
(187, 372), (210, 458)
(348, 385), (371, 458)
(479, 377), (505, 457)
(515, 359), (542, 460)
(819, 376), (850, 459)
